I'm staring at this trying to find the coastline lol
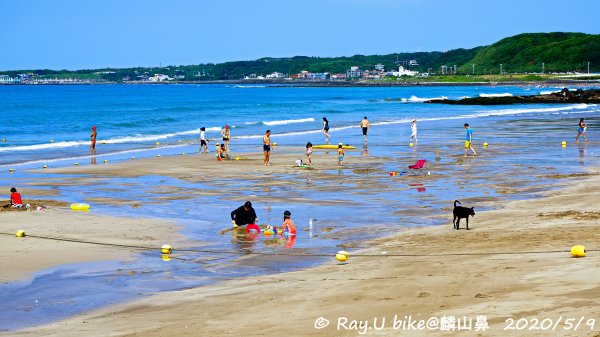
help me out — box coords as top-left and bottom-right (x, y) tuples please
(1, 79), (598, 87)
(7, 166), (600, 337)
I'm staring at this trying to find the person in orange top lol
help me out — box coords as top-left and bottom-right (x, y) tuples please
(9, 187), (23, 208)
(90, 126), (97, 155)
(282, 210), (297, 236)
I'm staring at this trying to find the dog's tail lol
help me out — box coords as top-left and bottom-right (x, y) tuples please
(454, 200), (461, 207)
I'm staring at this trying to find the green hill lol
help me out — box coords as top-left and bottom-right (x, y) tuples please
(3, 32), (599, 81)
(461, 32), (600, 74)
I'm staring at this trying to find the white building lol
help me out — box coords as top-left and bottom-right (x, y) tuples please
(375, 64), (385, 71)
(266, 72), (285, 79)
(392, 66), (418, 77)
(148, 74), (171, 82)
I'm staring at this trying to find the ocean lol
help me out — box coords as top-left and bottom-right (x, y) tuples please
(0, 84), (599, 330)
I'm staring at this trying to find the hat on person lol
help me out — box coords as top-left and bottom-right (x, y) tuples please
(92, 126), (96, 129)
(284, 210), (291, 217)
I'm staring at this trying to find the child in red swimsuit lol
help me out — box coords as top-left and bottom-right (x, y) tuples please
(10, 187), (23, 208)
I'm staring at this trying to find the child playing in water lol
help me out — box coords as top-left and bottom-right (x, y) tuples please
(305, 142), (313, 166)
(9, 187), (23, 208)
(337, 144), (344, 166)
(282, 210), (297, 237)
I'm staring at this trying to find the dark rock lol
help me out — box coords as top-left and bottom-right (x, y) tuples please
(425, 89), (600, 105)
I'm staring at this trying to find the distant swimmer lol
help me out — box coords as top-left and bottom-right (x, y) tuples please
(410, 119), (417, 143)
(464, 123), (477, 157)
(199, 127), (209, 154)
(360, 116), (369, 142)
(90, 126), (97, 155)
(323, 117), (330, 138)
(263, 129), (271, 166)
(576, 118), (589, 143)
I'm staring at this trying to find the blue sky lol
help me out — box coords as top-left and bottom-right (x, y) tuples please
(1, 0), (599, 70)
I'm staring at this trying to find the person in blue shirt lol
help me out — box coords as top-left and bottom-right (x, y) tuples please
(464, 123), (477, 157)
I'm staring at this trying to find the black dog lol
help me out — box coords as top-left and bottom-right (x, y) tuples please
(453, 200), (475, 230)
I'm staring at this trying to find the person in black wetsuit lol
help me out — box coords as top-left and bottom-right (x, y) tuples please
(230, 201), (258, 228)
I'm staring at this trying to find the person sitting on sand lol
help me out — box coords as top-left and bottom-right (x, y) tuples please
(216, 143), (228, 160)
(9, 187), (23, 208)
(305, 142), (313, 166)
(231, 201), (258, 229)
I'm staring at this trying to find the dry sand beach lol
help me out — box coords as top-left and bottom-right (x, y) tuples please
(2, 147), (599, 337)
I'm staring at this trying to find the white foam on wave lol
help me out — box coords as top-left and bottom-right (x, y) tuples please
(0, 126), (223, 153)
(263, 117), (315, 126)
(233, 85), (267, 88)
(479, 93), (513, 97)
(401, 95), (448, 103)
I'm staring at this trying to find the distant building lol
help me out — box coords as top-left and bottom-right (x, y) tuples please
(266, 72), (285, 79)
(0, 75), (20, 84)
(392, 66), (418, 77)
(346, 66), (363, 79)
(330, 73), (346, 80)
(375, 64), (385, 71)
(148, 74), (171, 82)
(307, 72), (329, 80)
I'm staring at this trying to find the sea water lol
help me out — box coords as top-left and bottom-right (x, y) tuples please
(0, 84), (599, 330)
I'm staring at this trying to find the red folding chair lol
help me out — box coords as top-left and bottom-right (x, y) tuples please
(408, 159), (427, 175)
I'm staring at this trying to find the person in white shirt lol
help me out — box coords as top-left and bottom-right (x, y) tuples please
(199, 127), (208, 154)
(410, 119), (418, 143)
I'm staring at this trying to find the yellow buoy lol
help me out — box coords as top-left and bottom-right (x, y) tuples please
(103, 160), (108, 164)
(273, 142), (278, 147)
(156, 142), (160, 145)
(409, 142), (414, 147)
(235, 156), (240, 161)
(74, 162), (79, 166)
(9, 168), (14, 173)
(131, 157), (135, 160)
(161, 244), (172, 254)
(483, 142), (488, 147)
(161, 254), (172, 262)
(16, 230), (26, 237)
(157, 154), (161, 157)
(561, 141), (567, 147)
(43, 165), (47, 169)
(50, 140), (54, 143)
(70, 203), (90, 211)
(1, 138), (6, 142)
(336, 250), (349, 262)
(571, 245), (586, 258)
(101, 141), (106, 144)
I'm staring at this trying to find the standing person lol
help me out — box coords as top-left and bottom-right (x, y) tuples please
(464, 123), (477, 157)
(360, 116), (369, 142)
(305, 142), (313, 166)
(337, 144), (345, 166)
(263, 130), (271, 166)
(90, 126), (97, 155)
(199, 127), (209, 154)
(576, 118), (589, 143)
(230, 201), (258, 229)
(9, 187), (23, 208)
(221, 125), (231, 153)
(410, 119), (418, 143)
(323, 117), (330, 139)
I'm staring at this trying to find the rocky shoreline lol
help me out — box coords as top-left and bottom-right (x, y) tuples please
(425, 88), (600, 104)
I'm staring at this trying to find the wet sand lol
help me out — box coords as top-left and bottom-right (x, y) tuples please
(6, 149), (600, 336)
(0, 206), (191, 283)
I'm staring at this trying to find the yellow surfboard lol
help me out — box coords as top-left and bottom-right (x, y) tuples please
(312, 144), (356, 149)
